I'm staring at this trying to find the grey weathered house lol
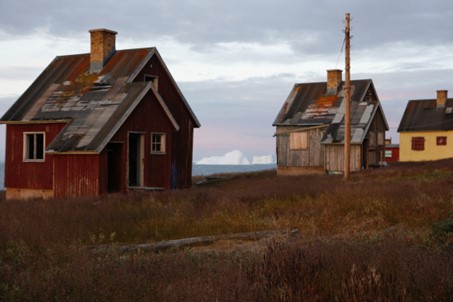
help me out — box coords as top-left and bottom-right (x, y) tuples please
(273, 70), (388, 175)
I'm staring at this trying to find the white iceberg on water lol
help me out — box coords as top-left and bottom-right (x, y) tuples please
(251, 155), (275, 164)
(197, 150), (250, 165)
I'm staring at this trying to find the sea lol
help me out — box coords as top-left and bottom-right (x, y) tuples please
(0, 162), (3, 190)
(192, 163), (276, 176)
(0, 163), (276, 190)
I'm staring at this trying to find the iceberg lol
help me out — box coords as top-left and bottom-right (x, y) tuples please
(251, 155), (275, 164)
(196, 150), (250, 165)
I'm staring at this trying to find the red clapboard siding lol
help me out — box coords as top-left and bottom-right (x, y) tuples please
(385, 146), (400, 162)
(4, 123), (66, 189)
(110, 91), (173, 189)
(53, 154), (101, 198)
(134, 55), (195, 188)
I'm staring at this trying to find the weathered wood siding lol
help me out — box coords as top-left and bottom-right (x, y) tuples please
(53, 154), (101, 198)
(364, 109), (386, 166)
(4, 123), (66, 190)
(134, 55), (195, 188)
(325, 144), (362, 172)
(276, 126), (327, 168)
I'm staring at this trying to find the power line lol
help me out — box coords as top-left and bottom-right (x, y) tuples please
(335, 38), (345, 69)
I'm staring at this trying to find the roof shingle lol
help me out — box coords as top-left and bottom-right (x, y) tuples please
(0, 48), (180, 153)
(397, 99), (453, 132)
(273, 79), (388, 144)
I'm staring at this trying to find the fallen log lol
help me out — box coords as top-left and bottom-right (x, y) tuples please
(90, 229), (299, 254)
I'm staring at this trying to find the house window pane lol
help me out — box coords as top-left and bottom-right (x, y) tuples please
(24, 133), (45, 161)
(436, 136), (447, 146)
(27, 134), (35, 159)
(290, 132), (308, 150)
(411, 137), (425, 151)
(151, 133), (166, 153)
(385, 150), (392, 158)
(36, 134), (44, 159)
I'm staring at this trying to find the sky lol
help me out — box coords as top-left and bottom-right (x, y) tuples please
(1, 0), (453, 162)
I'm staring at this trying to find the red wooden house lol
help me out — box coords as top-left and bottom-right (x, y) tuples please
(384, 143), (399, 162)
(0, 29), (200, 199)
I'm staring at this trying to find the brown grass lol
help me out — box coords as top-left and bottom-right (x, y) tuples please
(1, 160), (453, 301)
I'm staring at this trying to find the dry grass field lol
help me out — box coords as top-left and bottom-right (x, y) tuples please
(1, 160), (453, 301)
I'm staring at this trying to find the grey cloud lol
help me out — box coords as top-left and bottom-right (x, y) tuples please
(1, 0), (452, 58)
(2, 0), (453, 156)
(0, 66), (43, 81)
(0, 96), (16, 116)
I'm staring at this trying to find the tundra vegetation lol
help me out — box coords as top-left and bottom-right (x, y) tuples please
(1, 160), (453, 301)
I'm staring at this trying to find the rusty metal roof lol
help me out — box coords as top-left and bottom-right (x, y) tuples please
(273, 79), (388, 144)
(397, 98), (453, 132)
(0, 48), (183, 153)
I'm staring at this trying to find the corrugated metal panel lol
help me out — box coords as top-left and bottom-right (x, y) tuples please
(273, 79), (388, 146)
(398, 99), (453, 132)
(101, 48), (152, 80)
(0, 48), (178, 154)
(44, 82), (154, 152)
(1, 55), (91, 122)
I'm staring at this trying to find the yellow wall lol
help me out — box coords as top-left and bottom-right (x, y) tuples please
(400, 131), (453, 161)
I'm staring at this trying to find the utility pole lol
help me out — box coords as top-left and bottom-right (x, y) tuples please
(343, 13), (351, 180)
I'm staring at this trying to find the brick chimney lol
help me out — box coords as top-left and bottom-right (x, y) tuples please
(326, 69), (342, 95)
(89, 28), (117, 73)
(437, 90), (447, 108)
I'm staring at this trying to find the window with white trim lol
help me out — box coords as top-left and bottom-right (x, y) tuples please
(24, 132), (45, 161)
(151, 133), (166, 154)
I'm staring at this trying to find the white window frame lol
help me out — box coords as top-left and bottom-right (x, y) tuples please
(151, 133), (166, 154)
(23, 132), (45, 162)
(385, 150), (393, 158)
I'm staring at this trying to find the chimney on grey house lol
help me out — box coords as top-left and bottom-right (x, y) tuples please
(326, 69), (342, 95)
(437, 90), (447, 108)
(89, 28), (117, 73)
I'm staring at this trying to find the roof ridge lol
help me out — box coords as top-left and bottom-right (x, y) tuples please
(54, 47), (155, 59)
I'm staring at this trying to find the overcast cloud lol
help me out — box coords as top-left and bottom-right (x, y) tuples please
(1, 0), (453, 161)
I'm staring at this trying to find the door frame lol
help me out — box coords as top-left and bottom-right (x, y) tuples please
(128, 132), (145, 187)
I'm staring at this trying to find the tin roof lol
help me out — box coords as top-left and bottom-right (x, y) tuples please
(0, 48), (190, 153)
(397, 98), (453, 132)
(273, 79), (388, 144)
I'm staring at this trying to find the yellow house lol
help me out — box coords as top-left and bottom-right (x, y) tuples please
(398, 90), (453, 161)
